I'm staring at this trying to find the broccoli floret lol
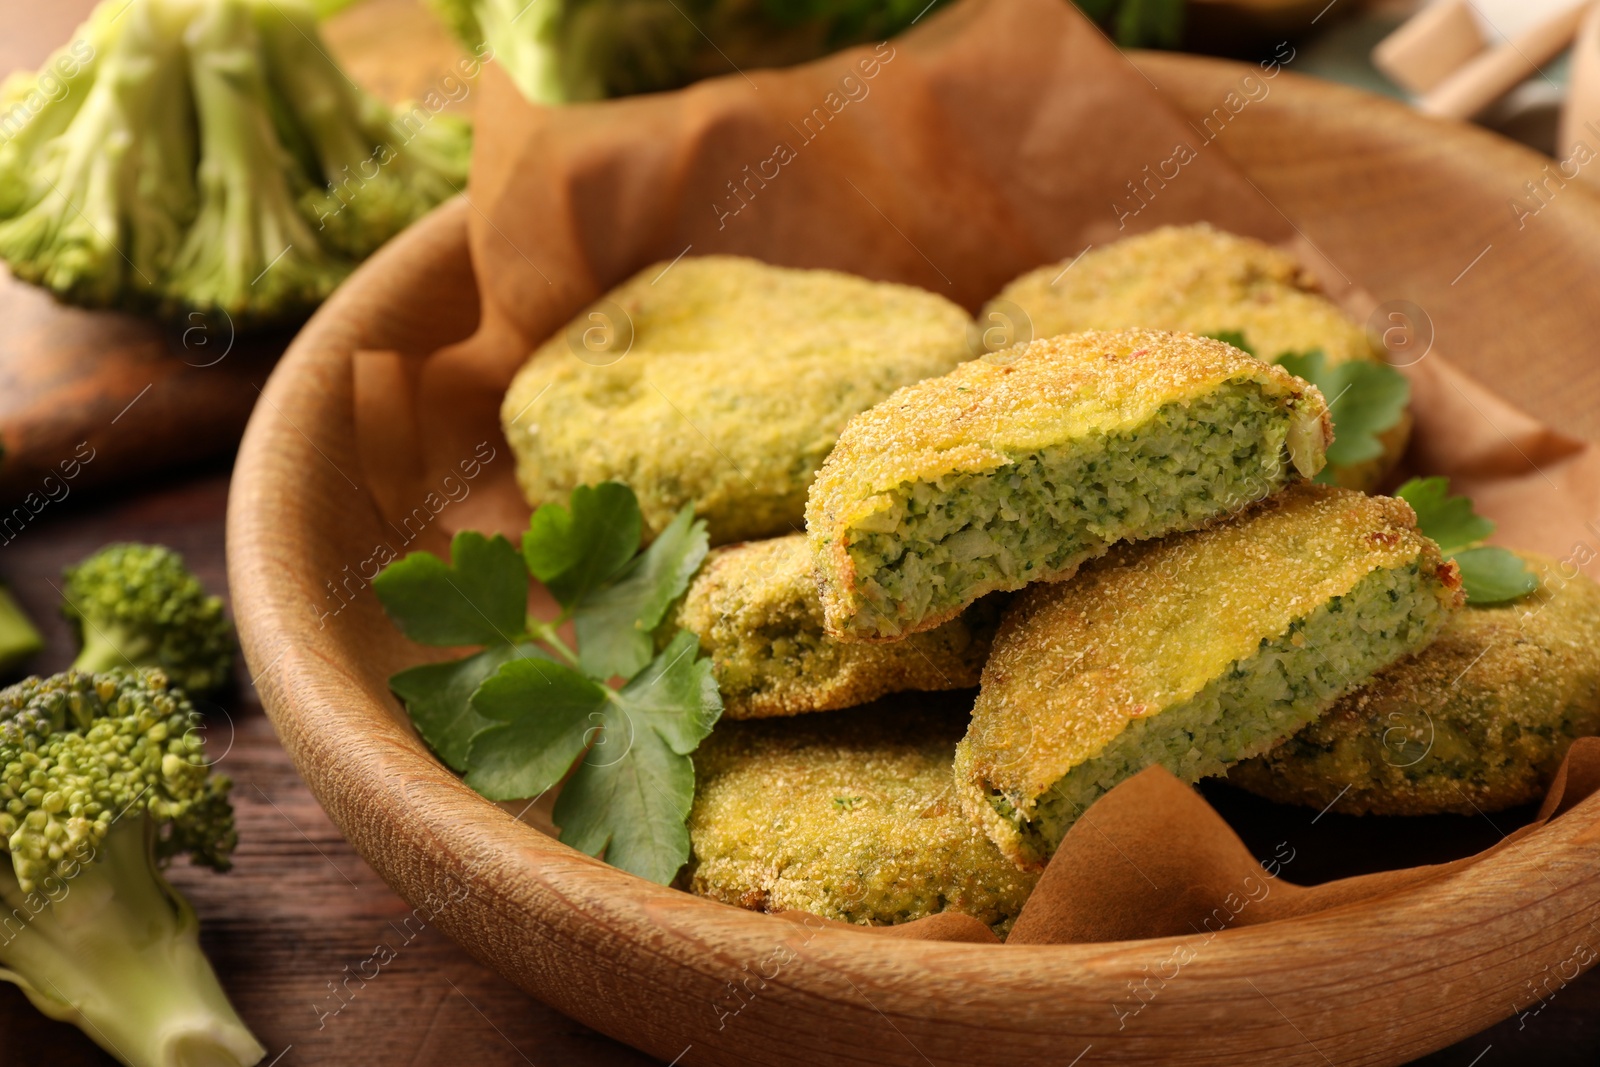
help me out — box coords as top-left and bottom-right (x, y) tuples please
(426, 0), (955, 104)
(0, 0), (194, 307)
(0, 669), (262, 1067)
(63, 544), (235, 699)
(0, 0), (470, 324)
(0, 585), (42, 676)
(427, 0), (1186, 102)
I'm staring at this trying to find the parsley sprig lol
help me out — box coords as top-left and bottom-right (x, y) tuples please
(1396, 476), (1538, 605)
(1276, 351), (1409, 481)
(372, 482), (719, 883)
(1206, 333), (1410, 484)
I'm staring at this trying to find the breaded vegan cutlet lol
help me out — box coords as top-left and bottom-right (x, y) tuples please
(806, 329), (1331, 641)
(688, 699), (1038, 934)
(1230, 551), (1600, 815)
(501, 255), (973, 544)
(671, 535), (1000, 719)
(986, 224), (1410, 490)
(954, 483), (1464, 869)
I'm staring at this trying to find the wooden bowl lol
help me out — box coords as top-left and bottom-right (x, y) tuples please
(228, 56), (1600, 1067)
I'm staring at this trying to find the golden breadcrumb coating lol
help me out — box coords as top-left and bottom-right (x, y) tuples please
(805, 328), (1331, 641)
(955, 482), (1463, 866)
(500, 255), (973, 544)
(688, 700), (1038, 933)
(986, 224), (1409, 490)
(1230, 552), (1600, 815)
(672, 535), (999, 719)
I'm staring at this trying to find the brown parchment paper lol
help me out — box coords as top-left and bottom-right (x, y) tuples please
(351, 0), (1600, 944)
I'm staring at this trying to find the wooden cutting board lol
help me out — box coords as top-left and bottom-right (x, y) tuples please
(0, 0), (471, 506)
(0, 280), (292, 503)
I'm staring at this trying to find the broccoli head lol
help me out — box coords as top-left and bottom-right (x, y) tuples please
(427, 0), (956, 104)
(63, 543), (235, 698)
(0, 669), (262, 1067)
(0, 0), (471, 324)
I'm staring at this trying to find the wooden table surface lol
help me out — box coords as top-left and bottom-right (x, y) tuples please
(3, 2), (1600, 1065)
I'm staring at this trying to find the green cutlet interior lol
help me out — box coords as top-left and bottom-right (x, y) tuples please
(846, 384), (1296, 636)
(987, 561), (1450, 865)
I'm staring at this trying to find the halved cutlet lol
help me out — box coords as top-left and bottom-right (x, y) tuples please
(805, 329), (1331, 641)
(984, 224), (1410, 491)
(1229, 551), (1600, 816)
(954, 483), (1463, 869)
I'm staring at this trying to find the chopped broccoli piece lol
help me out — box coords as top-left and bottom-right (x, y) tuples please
(0, 0), (470, 324)
(0, 586), (42, 676)
(0, 669), (262, 1067)
(63, 544), (235, 699)
(427, 0), (955, 104)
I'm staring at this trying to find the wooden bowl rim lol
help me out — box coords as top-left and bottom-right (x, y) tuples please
(229, 53), (1600, 1060)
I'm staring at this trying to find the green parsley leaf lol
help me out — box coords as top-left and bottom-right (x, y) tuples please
(372, 531), (528, 646)
(1204, 330), (1257, 357)
(1453, 546), (1539, 604)
(1395, 476), (1538, 605)
(390, 644), (552, 771)
(1393, 476), (1493, 554)
(554, 632), (720, 882)
(464, 658), (606, 800)
(575, 504), (709, 680)
(467, 631), (721, 882)
(523, 481), (641, 608)
(1276, 350), (1410, 476)
(376, 481), (724, 883)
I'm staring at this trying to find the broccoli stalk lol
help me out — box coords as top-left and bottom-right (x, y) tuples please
(164, 0), (340, 320)
(472, 0), (567, 105)
(0, 669), (261, 1067)
(0, 817), (264, 1067)
(250, 0), (470, 259)
(0, 586), (42, 675)
(64, 543), (236, 699)
(70, 617), (191, 680)
(0, 0), (470, 323)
